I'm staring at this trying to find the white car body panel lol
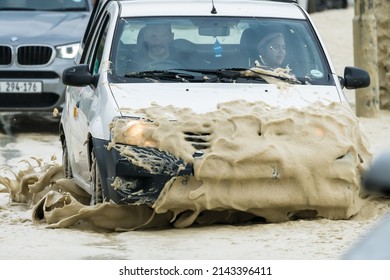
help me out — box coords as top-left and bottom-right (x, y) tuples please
(110, 83), (344, 115)
(119, 0), (306, 19)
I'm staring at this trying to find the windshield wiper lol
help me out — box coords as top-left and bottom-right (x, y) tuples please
(246, 68), (303, 85)
(125, 70), (204, 82)
(124, 68), (294, 84)
(178, 68), (268, 83)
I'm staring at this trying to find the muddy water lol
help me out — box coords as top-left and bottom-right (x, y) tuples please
(0, 113), (61, 166)
(0, 103), (389, 260)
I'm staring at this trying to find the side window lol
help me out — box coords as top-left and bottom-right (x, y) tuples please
(82, 14), (110, 74)
(93, 22), (109, 75)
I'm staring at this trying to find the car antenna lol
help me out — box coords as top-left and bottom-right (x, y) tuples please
(211, 0), (217, 14)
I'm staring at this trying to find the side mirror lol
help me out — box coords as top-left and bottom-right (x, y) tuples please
(341, 66), (370, 89)
(198, 26), (230, 36)
(62, 64), (97, 87)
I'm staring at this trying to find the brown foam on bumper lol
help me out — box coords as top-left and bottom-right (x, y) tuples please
(1, 100), (372, 230)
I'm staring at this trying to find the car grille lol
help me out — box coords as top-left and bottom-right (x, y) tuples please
(0, 46), (12, 66)
(0, 45), (54, 66)
(184, 131), (211, 151)
(17, 46), (53, 65)
(0, 70), (59, 79)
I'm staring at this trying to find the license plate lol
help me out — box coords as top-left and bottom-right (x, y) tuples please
(0, 81), (42, 93)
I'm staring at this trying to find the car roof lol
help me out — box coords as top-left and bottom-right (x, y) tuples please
(115, 0), (306, 19)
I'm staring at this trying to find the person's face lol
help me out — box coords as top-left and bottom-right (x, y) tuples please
(260, 35), (286, 68)
(143, 25), (173, 59)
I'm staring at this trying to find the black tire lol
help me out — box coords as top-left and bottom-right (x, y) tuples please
(62, 139), (73, 179)
(91, 150), (103, 204)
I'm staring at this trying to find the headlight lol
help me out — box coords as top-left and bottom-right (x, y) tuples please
(110, 118), (157, 148)
(56, 43), (80, 59)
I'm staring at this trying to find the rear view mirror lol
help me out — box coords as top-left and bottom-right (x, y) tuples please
(198, 26), (230, 36)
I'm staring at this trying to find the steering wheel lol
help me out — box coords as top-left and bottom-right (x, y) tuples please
(141, 59), (183, 71)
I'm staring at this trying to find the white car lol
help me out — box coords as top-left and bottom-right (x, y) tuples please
(60, 0), (371, 227)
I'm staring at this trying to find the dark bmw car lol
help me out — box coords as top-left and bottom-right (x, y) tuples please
(0, 0), (93, 116)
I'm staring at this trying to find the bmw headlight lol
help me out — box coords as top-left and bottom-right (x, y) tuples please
(110, 118), (157, 148)
(56, 43), (80, 59)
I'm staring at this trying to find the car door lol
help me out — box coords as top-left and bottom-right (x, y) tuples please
(67, 13), (111, 185)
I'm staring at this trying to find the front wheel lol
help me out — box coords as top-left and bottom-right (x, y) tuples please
(91, 150), (103, 205)
(62, 138), (73, 179)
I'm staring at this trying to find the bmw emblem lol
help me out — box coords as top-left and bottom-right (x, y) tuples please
(10, 36), (18, 42)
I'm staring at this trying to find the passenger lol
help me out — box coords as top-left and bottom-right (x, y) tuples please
(256, 32), (286, 69)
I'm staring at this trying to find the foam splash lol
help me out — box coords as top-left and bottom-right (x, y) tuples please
(0, 100), (373, 230)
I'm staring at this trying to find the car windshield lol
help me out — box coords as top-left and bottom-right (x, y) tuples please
(0, 0), (90, 11)
(110, 16), (331, 85)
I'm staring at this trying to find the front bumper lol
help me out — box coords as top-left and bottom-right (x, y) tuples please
(92, 138), (193, 205)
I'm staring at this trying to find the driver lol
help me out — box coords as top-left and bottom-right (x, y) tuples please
(142, 23), (174, 62)
(126, 23), (181, 72)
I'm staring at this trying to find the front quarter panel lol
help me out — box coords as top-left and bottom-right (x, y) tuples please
(63, 85), (94, 183)
(64, 2), (122, 189)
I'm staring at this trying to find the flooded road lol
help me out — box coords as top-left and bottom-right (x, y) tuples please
(0, 113), (61, 169)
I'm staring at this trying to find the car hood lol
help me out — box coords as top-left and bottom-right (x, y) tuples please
(109, 83), (345, 117)
(0, 11), (90, 46)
